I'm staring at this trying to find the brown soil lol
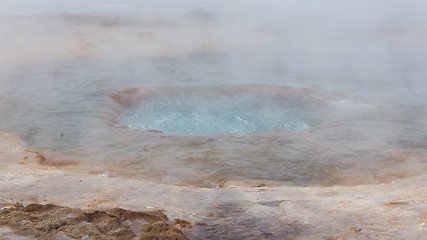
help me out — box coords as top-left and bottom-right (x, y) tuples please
(0, 203), (188, 240)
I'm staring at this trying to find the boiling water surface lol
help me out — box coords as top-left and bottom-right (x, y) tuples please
(118, 90), (317, 134)
(0, 0), (426, 187)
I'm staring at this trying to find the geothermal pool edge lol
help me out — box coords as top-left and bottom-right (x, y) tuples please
(0, 136), (425, 239)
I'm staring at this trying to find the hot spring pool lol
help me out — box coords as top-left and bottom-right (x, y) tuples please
(0, 2), (426, 188)
(1, 2), (427, 239)
(114, 85), (323, 134)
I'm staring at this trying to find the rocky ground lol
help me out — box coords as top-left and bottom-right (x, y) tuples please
(0, 202), (188, 240)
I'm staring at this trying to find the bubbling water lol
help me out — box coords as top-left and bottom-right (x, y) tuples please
(113, 85), (326, 135)
(119, 93), (316, 134)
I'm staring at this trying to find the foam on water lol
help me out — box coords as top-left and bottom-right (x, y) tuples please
(118, 93), (315, 134)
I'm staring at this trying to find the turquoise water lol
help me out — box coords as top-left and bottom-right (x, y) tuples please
(118, 93), (316, 134)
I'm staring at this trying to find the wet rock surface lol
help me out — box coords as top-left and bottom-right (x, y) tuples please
(0, 134), (426, 239)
